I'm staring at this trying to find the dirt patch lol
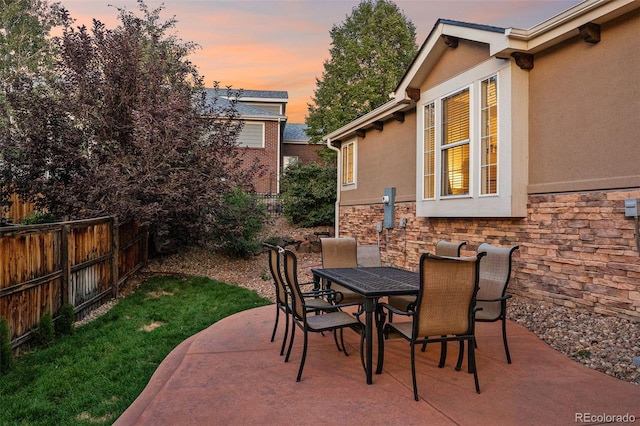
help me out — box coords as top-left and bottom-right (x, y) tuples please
(146, 290), (175, 299)
(139, 321), (166, 332)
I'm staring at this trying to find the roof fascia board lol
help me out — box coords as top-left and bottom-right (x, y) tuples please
(501, 0), (638, 55)
(239, 96), (288, 103)
(243, 115), (286, 121)
(323, 99), (408, 142)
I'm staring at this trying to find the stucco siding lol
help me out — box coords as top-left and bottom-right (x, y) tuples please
(340, 110), (417, 205)
(421, 40), (490, 92)
(528, 9), (640, 193)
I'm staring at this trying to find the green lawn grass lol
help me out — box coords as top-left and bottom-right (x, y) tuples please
(0, 275), (271, 425)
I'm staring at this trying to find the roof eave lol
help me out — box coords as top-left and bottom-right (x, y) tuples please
(497, 0), (638, 56)
(323, 99), (412, 143)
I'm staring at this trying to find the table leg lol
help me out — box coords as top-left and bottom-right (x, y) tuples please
(363, 297), (375, 385)
(375, 304), (387, 374)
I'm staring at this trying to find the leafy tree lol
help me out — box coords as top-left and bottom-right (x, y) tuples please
(281, 161), (336, 227)
(305, 0), (418, 143)
(0, 0), (64, 85)
(0, 0), (259, 252)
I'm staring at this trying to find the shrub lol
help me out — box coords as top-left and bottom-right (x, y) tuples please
(21, 211), (57, 225)
(281, 161), (336, 227)
(0, 316), (14, 375)
(55, 304), (76, 337)
(32, 311), (55, 348)
(214, 188), (267, 259)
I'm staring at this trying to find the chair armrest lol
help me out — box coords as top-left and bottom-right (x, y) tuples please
(476, 294), (512, 303)
(302, 289), (335, 298)
(378, 302), (415, 317)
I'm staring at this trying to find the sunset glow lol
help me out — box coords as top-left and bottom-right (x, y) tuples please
(60, 0), (583, 123)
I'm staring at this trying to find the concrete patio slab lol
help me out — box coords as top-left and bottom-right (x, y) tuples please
(115, 305), (640, 426)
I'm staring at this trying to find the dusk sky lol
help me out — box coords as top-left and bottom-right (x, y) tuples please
(59, 0), (583, 123)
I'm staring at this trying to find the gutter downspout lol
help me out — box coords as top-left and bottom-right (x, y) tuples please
(276, 117), (283, 194)
(325, 137), (341, 237)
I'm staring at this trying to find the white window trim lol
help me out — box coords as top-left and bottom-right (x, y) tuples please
(416, 58), (527, 217)
(341, 138), (357, 190)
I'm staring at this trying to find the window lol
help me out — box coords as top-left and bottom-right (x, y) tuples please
(238, 123), (264, 148)
(481, 76), (498, 195)
(341, 140), (356, 186)
(416, 58), (527, 218)
(283, 156), (298, 169)
(441, 89), (470, 196)
(423, 103), (435, 199)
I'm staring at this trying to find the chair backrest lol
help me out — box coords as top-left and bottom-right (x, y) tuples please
(357, 244), (382, 267)
(282, 248), (306, 320)
(435, 240), (467, 257)
(320, 237), (357, 268)
(414, 253), (484, 338)
(476, 243), (519, 319)
(264, 244), (287, 305)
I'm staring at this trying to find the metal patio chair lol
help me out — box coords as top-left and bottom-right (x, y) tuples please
(475, 243), (519, 364)
(387, 240), (467, 315)
(379, 252), (485, 400)
(264, 243), (336, 357)
(281, 248), (363, 382)
(356, 244), (382, 267)
(319, 237), (363, 304)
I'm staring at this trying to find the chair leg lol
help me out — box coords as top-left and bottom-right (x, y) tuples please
(469, 337), (480, 393)
(280, 310), (289, 356)
(438, 340), (447, 368)
(296, 329), (309, 382)
(339, 328), (349, 357)
(502, 316), (512, 364)
(332, 329), (344, 352)
(411, 342), (419, 401)
(285, 322), (296, 363)
(271, 305), (279, 342)
(455, 340), (464, 371)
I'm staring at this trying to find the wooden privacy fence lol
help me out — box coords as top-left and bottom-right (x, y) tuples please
(0, 192), (36, 225)
(0, 217), (148, 349)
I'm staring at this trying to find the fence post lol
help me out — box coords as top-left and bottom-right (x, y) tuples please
(61, 223), (70, 306)
(111, 218), (119, 299)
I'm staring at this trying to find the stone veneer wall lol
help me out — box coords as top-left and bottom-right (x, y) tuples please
(338, 189), (640, 320)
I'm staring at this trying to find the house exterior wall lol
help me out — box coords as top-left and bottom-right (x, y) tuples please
(528, 9), (640, 194)
(421, 40), (489, 91)
(281, 142), (323, 165)
(340, 111), (417, 205)
(334, 6), (640, 319)
(237, 120), (280, 193)
(339, 188), (640, 320)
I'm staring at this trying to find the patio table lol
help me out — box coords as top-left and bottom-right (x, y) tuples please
(311, 267), (419, 384)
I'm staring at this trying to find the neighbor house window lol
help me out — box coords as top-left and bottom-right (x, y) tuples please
(238, 123), (265, 148)
(341, 140), (356, 186)
(283, 156), (298, 169)
(481, 76), (498, 195)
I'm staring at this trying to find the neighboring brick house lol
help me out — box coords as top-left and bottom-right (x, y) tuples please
(206, 89), (322, 194)
(323, 0), (640, 319)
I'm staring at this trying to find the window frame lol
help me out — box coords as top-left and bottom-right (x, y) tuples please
(416, 58), (525, 217)
(341, 139), (357, 189)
